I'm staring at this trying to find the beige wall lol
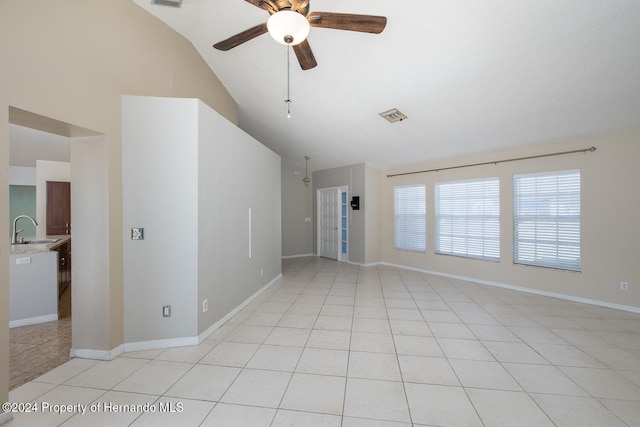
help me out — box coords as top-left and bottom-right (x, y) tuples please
(0, 0), (237, 406)
(364, 164), (382, 265)
(0, 116), (8, 416)
(281, 159), (314, 257)
(382, 132), (640, 310)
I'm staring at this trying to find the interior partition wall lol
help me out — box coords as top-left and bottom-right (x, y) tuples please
(122, 95), (281, 350)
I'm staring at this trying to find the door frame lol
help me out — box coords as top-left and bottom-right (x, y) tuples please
(316, 186), (349, 262)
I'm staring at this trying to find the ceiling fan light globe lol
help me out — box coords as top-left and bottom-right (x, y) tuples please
(267, 10), (310, 46)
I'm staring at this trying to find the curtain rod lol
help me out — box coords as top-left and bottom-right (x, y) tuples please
(386, 146), (596, 178)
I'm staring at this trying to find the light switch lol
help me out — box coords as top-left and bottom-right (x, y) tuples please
(304, 217), (311, 222)
(131, 228), (144, 240)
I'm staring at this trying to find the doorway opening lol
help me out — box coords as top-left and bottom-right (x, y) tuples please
(317, 186), (348, 262)
(7, 107), (105, 390)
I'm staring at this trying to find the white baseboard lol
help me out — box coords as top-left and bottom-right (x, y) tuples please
(0, 411), (13, 426)
(123, 337), (198, 353)
(118, 273), (284, 353)
(70, 344), (123, 361)
(347, 260), (381, 268)
(9, 313), (58, 328)
(381, 261), (640, 314)
(282, 255), (376, 267)
(284, 255), (377, 268)
(281, 254), (315, 259)
(198, 273), (283, 343)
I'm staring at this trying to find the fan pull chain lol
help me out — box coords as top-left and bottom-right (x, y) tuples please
(285, 43), (292, 118)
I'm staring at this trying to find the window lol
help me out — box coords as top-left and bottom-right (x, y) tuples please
(513, 170), (581, 271)
(435, 177), (500, 261)
(394, 185), (426, 252)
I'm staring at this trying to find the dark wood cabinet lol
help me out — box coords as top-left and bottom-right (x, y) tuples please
(47, 181), (71, 236)
(56, 240), (71, 297)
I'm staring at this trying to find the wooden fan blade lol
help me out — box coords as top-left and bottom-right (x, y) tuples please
(293, 39), (317, 70)
(308, 12), (387, 34)
(213, 23), (268, 51)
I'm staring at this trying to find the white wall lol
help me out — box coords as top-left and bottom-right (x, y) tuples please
(197, 100), (281, 334)
(122, 95), (281, 348)
(9, 166), (36, 186)
(122, 96), (199, 344)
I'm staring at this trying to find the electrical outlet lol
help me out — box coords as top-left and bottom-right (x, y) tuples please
(16, 257), (31, 265)
(163, 305), (171, 317)
(620, 282), (629, 291)
(202, 299), (208, 313)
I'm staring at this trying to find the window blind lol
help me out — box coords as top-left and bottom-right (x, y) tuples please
(435, 177), (500, 261)
(513, 170), (581, 271)
(394, 185), (426, 252)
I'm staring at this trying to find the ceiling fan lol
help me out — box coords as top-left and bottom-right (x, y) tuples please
(213, 0), (387, 70)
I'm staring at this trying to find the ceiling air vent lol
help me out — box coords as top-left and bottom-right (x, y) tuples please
(379, 108), (407, 123)
(151, 0), (183, 7)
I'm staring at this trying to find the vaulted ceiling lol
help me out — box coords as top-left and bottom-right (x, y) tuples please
(137, 1), (639, 171)
(9, 2), (640, 171)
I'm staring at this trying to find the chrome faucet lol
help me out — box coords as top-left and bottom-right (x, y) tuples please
(11, 215), (38, 244)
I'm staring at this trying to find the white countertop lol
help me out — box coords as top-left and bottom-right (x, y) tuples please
(10, 235), (71, 254)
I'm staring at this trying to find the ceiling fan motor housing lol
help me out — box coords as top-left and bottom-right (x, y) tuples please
(266, 1), (310, 16)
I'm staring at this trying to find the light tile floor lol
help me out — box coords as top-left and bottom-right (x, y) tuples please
(6, 257), (640, 426)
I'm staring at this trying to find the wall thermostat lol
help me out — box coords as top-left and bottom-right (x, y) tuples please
(351, 196), (360, 210)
